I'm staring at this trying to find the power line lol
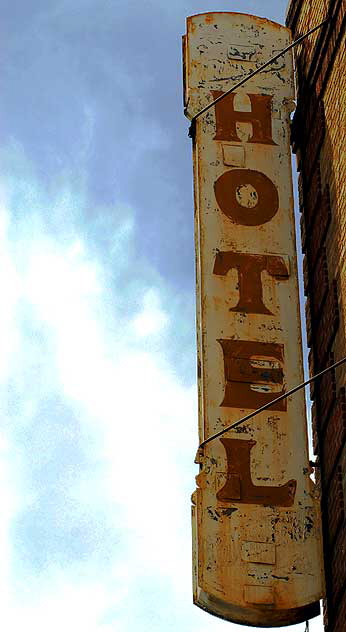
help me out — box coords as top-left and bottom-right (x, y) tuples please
(189, 11), (339, 453)
(188, 15), (330, 138)
(198, 356), (346, 451)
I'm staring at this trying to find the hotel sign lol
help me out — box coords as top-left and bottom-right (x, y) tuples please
(183, 12), (324, 626)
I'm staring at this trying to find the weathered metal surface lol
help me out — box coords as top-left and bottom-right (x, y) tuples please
(183, 12), (324, 627)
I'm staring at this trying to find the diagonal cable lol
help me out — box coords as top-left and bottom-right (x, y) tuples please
(188, 15), (330, 137)
(198, 356), (346, 451)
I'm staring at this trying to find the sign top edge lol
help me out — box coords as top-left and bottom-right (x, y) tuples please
(186, 12), (288, 32)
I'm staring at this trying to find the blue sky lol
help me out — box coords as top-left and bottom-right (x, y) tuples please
(0, 1), (323, 630)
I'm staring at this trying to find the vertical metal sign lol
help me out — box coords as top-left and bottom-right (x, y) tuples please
(183, 13), (324, 627)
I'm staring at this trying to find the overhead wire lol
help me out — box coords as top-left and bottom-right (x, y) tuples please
(190, 15), (330, 127)
(198, 356), (346, 452)
(188, 10), (341, 455)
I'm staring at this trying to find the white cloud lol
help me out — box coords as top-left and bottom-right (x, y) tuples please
(0, 189), (203, 631)
(131, 288), (169, 337)
(19, 222), (195, 582)
(0, 207), (22, 380)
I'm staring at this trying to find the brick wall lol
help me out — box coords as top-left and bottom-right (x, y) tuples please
(286, 1), (346, 629)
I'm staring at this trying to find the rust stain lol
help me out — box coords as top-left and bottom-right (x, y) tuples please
(204, 14), (215, 24)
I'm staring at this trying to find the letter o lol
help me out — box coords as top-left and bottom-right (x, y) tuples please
(214, 169), (279, 226)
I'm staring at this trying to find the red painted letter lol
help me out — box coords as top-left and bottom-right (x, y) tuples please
(214, 169), (279, 226)
(212, 92), (276, 145)
(213, 251), (289, 314)
(217, 438), (296, 506)
(218, 339), (286, 411)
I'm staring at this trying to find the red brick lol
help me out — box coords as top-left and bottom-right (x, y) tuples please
(305, 295), (313, 347)
(303, 254), (310, 296)
(307, 189), (332, 269)
(302, 100), (326, 182)
(334, 595), (346, 632)
(303, 163), (322, 229)
(310, 247), (329, 318)
(316, 0), (346, 95)
(331, 524), (346, 608)
(308, 349), (316, 400)
(311, 400), (319, 455)
(322, 389), (346, 484)
(315, 352), (337, 428)
(323, 597), (329, 628)
(313, 281), (339, 369)
(287, 2), (346, 629)
(300, 212), (307, 253)
(326, 466), (345, 543)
